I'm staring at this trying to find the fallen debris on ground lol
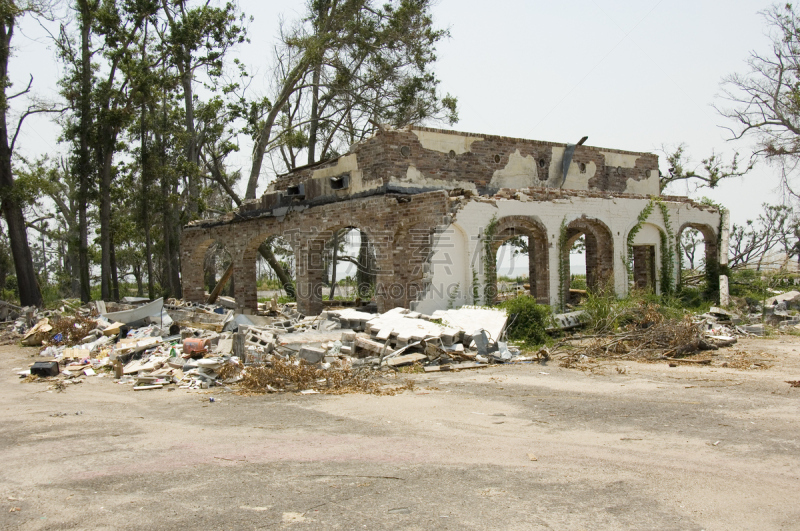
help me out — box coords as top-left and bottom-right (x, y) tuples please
(7, 298), (534, 394)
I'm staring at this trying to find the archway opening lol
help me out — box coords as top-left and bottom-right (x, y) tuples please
(204, 242), (234, 298)
(495, 236), (530, 301)
(256, 235), (295, 303)
(677, 223), (717, 301)
(562, 217), (614, 305)
(486, 217), (549, 305)
(324, 227), (377, 306)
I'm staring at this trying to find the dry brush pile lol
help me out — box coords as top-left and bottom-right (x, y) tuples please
(221, 356), (415, 396)
(559, 302), (717, 365)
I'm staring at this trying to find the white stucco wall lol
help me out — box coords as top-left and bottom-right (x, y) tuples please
(413, 196), (722, 313)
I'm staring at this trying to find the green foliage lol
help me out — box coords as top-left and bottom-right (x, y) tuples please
(583, 288), (687, 334)
(625, 199), (675, 295)
(447, 283), (459, 310)
(557, 217), (568, 311)
(626, 200), (655, 278)
(656, 200), (675, 296)
(482, 215), (498, 304)
(498, 295), (552, 348)
(661, 144), (752, 191)
(570, 274), (587, 290)
(471, 268), (479, 305)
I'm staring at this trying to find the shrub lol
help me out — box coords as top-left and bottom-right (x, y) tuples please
(498, 295), (552, 348)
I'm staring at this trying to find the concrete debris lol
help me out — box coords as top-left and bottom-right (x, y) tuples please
(12, 299), (528, 393)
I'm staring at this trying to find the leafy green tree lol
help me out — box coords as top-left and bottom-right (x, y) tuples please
(245, 0), (457, 197)
(159, 0), (248, 219)
(0, 0), (64, 306)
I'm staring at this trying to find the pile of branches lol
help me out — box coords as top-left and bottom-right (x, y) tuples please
(225, 356), (414, 396)
(583, 315), (705, 360)
(564, 303), (714, 363)
(45, 315), (97, 346)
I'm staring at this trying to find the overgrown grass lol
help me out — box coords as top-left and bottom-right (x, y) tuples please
(498, 295), (552, 348)
(570, 274), (587, 290)
(583, 288), (689, 334)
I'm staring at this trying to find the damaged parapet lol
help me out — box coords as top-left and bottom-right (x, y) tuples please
(181, 125), (728, 316)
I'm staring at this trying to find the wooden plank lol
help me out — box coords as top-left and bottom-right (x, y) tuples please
(133, 384), (163, 391)
(207, 263), (234, 304)
(102, 322), (125, 337)
(426, 362), (487, 372)
(387, 353), (426, 367)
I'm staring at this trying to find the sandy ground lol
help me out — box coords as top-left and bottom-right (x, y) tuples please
(1, 336), (799, 530)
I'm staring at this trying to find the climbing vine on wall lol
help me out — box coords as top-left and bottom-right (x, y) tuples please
(625, 200), (655, 278)
(482, 215), (498, 305)
(558, 217), (569, 312)
(656, 200), (675, 296)
(705, 207), (728, 302)
(625, 198), (675, 295)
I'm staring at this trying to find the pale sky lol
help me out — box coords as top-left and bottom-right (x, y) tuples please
(8, 0), (783, 230)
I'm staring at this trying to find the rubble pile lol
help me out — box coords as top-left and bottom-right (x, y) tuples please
(10, 286), (800, 387)
(6, 297), (531, 394)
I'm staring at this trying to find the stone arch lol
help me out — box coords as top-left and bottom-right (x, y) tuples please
(226, 224), (290, 313)
(677, 222), (719, 296)
(563, 216), (614, 297)
(292, 221), (394, 315)
(487, 215), (550, 303)
(181, 232), (230, 304)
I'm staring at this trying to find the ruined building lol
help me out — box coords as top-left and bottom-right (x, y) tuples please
(180, 126), (728, 316)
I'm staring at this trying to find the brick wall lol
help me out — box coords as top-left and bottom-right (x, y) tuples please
(266, 126), (659, 205)
(181, 191), (450, 315)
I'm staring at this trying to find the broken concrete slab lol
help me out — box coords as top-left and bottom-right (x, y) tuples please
(387, 353), (426, 367)
(766, 291), (800, 308)
(298, 346), (325, 364)
(431, 307), (508, 343)
(354, 336), (395, 357)
(548, 311), (587, 331)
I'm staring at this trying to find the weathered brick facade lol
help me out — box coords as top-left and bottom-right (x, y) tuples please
(181, 126), (727, 314)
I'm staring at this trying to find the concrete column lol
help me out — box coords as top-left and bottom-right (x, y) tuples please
(720, 208), (730, 305)
(547, 229), (561, 309)
(295, 239), (325, 316)
(232, 247), (259, 313)
(180, 233), (211, 304)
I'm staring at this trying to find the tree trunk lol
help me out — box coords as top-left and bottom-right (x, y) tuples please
(110, 234), (120, 301)
(179, 66), (199, 218)
(134, 262), (143, 296)
(307, 64), (321, 165)
(356, 234), (375, 297)
(0, 20), (42, 307)
(258, 242), (295, 299)
(77, 0), (93, 303)
(99, 137), (114, 300)
(141, 35), (155, 301)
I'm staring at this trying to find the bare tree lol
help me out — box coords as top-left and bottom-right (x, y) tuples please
(729, 204), (793, 270)
(717, 4), (800, 197)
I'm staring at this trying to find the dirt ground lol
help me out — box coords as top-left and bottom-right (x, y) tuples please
(1, 336), (799, 530)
